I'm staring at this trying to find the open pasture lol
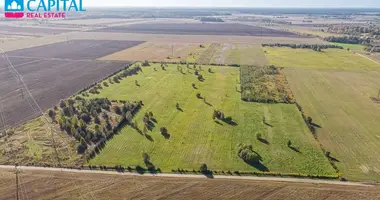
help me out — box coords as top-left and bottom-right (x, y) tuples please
(99, 42), (204, 62)
(88, 64), (334, 176)
(285, 68), (380, 181)
(0, 169), (378, 200)
(212, 44), (268, 66)
(264, 47), (380, 70)
(90, 22), (305, 37)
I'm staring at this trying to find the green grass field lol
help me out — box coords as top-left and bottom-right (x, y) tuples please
(329, 42), (366, 52)
(212, 44), (268, 66)
(285, 68), (380, 181)
(264, 47), (380, 70)
(87, 64), (335, 175)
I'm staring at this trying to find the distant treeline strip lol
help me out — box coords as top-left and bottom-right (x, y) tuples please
(324, 36), (370, 45)
(262, 43), (344, 50)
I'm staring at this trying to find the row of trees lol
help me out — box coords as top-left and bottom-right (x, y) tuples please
(326, 25), (380, 36)
(324, 36), (370, 45)
(262, 43), (344, 51)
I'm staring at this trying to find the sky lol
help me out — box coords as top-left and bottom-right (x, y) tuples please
(0, 0), (378, 8)
(84, 0), (380, 8)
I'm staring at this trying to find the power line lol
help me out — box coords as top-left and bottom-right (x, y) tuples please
(0, 47), (90, 200)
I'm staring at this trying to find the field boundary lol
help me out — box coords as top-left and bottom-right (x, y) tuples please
(0, 165), (371, 186)
(294, 102), (342, 178)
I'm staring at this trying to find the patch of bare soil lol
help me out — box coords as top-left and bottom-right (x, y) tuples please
(0, 169), (379, 200)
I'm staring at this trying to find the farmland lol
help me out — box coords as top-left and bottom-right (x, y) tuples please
(99, 42), (206, 63)
(211, 44), (268, 66)
(1, 169), (379, 200)
(285, 68), (380, 181)
(264, 47), (380, 70)
(87, 63), (335, 176)
(0, 25), (74, 35)
(91, 23), (305, 37)
(101, 42), (269, 66)
(0, 40), (142, 126)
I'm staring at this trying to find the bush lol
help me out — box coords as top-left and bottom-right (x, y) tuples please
(200, 163), (208, 173)
(48, 109), (55, 119)
(80, 113), (91, 124)
(237, 143), (260, 163)
(77, 143), (87, 154)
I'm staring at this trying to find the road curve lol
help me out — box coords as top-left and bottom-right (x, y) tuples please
(0, 165), (373, 187)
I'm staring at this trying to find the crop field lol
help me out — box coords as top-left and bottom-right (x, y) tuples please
(99, 42), (205, 62)
(285, 68), (380, 181)
(91, 23), (305, 37)
(87, 63), (334, 176)
(0, 40), (143, 126)
(212, 44), (268, 66)
(6, 40), (144, 60)
(264, 47), (380, 70)
(1, 170), (378, 200)
(0, 25), (74, 35)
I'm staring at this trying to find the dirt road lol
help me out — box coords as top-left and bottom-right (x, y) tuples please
(0, 165), (371, 187)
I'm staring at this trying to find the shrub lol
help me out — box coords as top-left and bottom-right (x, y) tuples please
(200, 163), (208, 173)
(142, 60), (150, 66)
(77, 143), (87, 154)
(237, 143), (260, 163)
(48, 109), (55, 119)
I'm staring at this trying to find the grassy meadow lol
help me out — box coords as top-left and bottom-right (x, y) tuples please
(285, 68), (380, 181)
(264, 47), (380, 70)
(329, 42), (365, 52)
(212, 44), (268, 66)
(87, 64), (335, 175)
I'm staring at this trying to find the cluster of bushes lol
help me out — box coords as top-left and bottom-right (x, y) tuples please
(84, 165), (162, 173)
(170, 168), (339, 180)
(324, 36), (370, 45)
(196, 17), (224, 22)
(237, 143), (260, 163)
(49, 97), (142, 158)
(149, 60), (240, 67)
(240, 65), (293, 103)
(262, 43), (344, 51)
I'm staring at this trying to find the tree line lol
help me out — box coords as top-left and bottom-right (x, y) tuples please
(326, 25), (380, 36)
(324, 36), (370, 45)
(262, 43), (344, 51)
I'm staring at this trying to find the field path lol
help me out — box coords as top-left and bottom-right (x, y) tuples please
(357, 53), (380, 65)
(0, 165), (371, 187)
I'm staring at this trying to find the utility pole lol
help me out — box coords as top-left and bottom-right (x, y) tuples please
(15, 165), (19, 200)
(172, 44), (174, 57)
